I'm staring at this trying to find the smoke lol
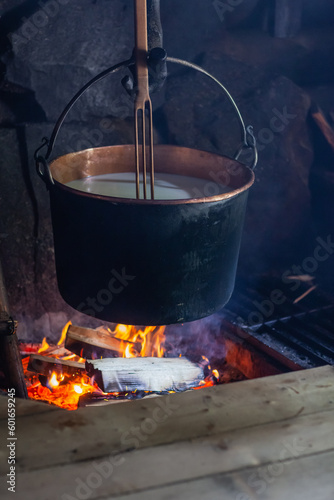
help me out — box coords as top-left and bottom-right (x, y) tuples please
(165, 314), (226, 363)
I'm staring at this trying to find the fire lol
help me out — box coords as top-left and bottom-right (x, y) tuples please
(194, 379), (215, 390)
(23, 323), (167, 410)
(22, 322), (218, 410)
(38, 337), (50, 354)
(58, 320), (72, 346)
(111, 324), (166, 358)
(49, 372), (60, 388)
(27, 372), (103, 411)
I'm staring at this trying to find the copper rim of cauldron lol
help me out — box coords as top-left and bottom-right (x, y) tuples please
(50, 144), (255, 205)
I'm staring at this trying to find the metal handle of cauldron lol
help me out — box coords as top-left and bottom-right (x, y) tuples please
(167, 57), (258, 170)
(34, 57), (258, 186)
(34, 58), (133, 186)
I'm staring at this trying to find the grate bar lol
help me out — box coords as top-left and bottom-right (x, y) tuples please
(225, 280), (334, 370)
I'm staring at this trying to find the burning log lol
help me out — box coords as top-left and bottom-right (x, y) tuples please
(28, 354), (85, 377)
(86, 357), (204, 393)
(41, 346), (71, 357)
(78, 392), (162, 407)
(65, 325), (140, 359)
(78, 393), (134, 407)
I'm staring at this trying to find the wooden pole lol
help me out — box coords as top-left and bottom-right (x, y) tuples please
(0, 260), (28, 398)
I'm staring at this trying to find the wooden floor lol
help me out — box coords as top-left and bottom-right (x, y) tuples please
(0, 366), (334, 500)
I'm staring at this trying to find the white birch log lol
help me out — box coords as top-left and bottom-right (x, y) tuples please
(86, 357), (204, 393)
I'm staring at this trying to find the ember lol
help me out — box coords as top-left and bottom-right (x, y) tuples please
(21, 321), (218, 410)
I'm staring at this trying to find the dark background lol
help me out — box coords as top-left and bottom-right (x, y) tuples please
(0, 0), (333, 341)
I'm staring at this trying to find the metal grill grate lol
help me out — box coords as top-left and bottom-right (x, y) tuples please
(222, 277), (334, 370)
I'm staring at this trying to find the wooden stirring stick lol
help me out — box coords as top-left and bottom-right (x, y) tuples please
(134, 0), (155, 199)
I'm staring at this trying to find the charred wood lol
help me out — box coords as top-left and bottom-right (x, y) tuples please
(28, 354), (85, 377)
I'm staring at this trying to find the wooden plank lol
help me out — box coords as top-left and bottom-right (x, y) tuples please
(0, 365), (333, 474)
(86, 357), (204, 392)
(98, 450), (334, 500)
(3, 408), (333, 500)
(0, 395), (62, 420)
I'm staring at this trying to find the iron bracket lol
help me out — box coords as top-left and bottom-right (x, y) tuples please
(0, 313), (16, 336)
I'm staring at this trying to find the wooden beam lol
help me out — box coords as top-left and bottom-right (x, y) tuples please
(0, 261), (28, 399)
(65, 324), (140, 358)
(85, 357), (204, 392)
(28, 354), (85, 377)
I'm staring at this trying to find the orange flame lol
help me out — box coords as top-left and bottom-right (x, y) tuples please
(58, 320), (72, 346)
(38, 337), (50, 354)
(49, 372), (60, 388)
(111, 324), (166, 358)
